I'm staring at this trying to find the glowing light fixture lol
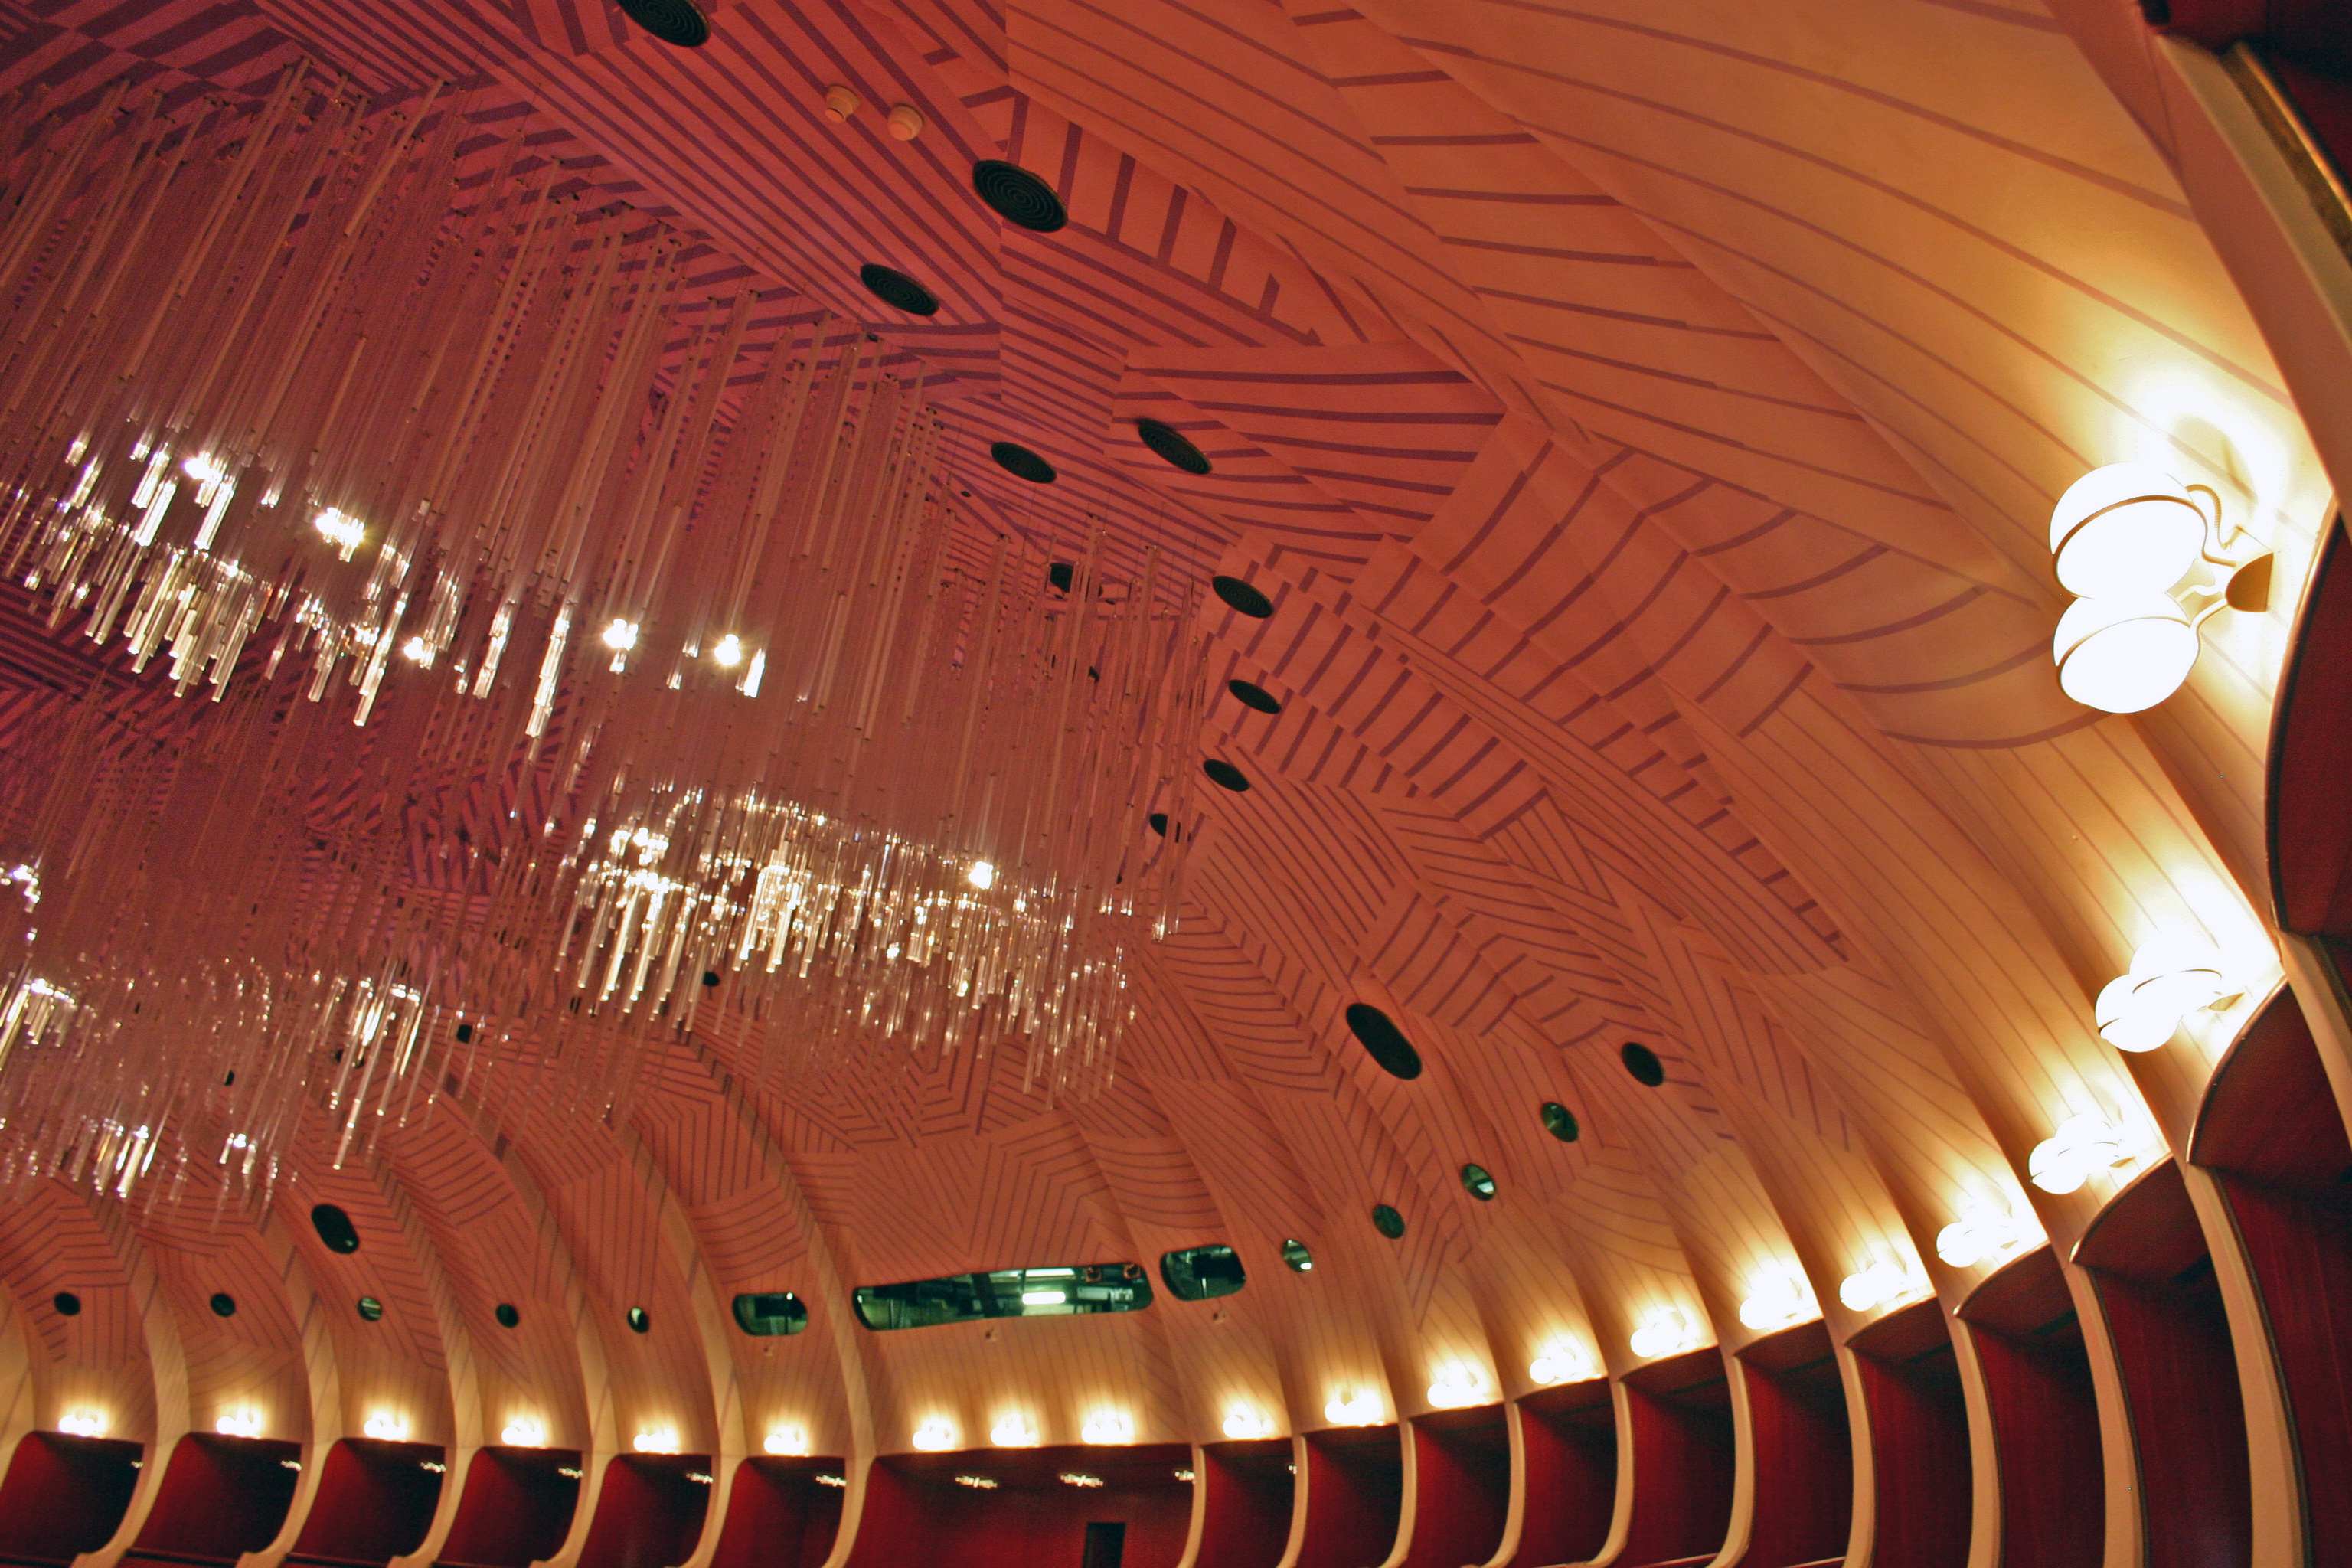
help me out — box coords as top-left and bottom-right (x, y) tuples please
(954, 1474), (997, 1489)
(1060, 1472), (1104, 1488)
(313, 508), (364, 557)
(363, 1413), (410, 1441)
(990, 1414), (1040, 1448)
(632, 1429), (679, 1454)
(602, 618), (639, 652)
(816, 1474), (846, 1488)
(764, 1426), (809, 1457)
(1323, 1390), (1381, 1426)
(1628, 1308), (1695, 1361)
(712, 634), (743, 668)
(2047, 463), (2272, 713)
(969, 861), (998, 891)
(58, 1410), (106, 1438)
(1936, 1201), (2029, 1269)
(216, 1411), (263, 1439)
(1425, 1367), (1487, 1410)
(1527, 1340), (1598, 1386)
(913, 1417), (956, 1452)
(401, 636), (430, 665)
(1837, 1261), (1926, 1314)
(1019, 1289), (1065, 1305)
(2094, 936), (2239, 1052)
(1174, 1468), (1195, 1482)
(1222, 1409), (1275, 1439)
(501, 1418), (547, 1447)
(2029, 1114), (2131, 1194)
(1736, 1268), (1815, 1331)
(1080, 1410), (1134, 1446)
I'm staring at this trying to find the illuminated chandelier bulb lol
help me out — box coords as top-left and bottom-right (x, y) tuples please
(2028, 1113), (2129, 1194)
(967, 861), (997, 891)
(912, 1417), (956, 1452)
(1936, 1201), (2028, 1269)
(1527, 1341), (1596, 1386)
(216, 1411), (263, 1439)
(991, 1413), (1039, 1448)
(313, 508), (364, 557)
(764, 1426), (808, 1456)
(1425, 1367), (1485, 1410)
(602, 619), (639, 652)
(58, 1410), (106, 1439)
(1736, 1268), (1814, 1331)
(1080, 1410), (1133, 1446)
(363, 1412), (409, 1441)
(501, 1418), (547, 1447)
(2093, 936), (2236, 1052)
(712, 634), (743, 668)
(1221, 1409), (1273, 1440)
(632, 1429), (678, 1454)
(1322, 1390), (1380, 1426)
(1628, 1309), (1692, 1361)
(402, 636), (430, 665)
(1837, 1260), (1925, 1314)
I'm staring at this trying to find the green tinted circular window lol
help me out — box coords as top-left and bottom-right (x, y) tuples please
(1370, 1204), (1405, 1240)
(356, 1295), (384, 1321)
(1280, 1238), (1314, 1272)
(495, 1302), (520, 1329)
(1540, 1102), (1580, 1142)
(1460, 1164), (1497, 1200)
(1621, 1042), (1666, 1087)
(626, 1306), (651, 1334)
(209, 1292), (237, 1318)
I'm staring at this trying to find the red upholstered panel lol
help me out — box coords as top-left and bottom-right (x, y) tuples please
(575, 1455), (710, 1568)
(1846, 1301), (1969, 1568)
(707, 1459), (841, 1568)
(1399, 1412), (1507, 1568)
(2151, 0), (2352, 67)
(1615, 1351), (1734, 1568)
(1294, 1428), (1403, 1568)
(2276, 58), (2352, 177)
(844, 1449), (1193, 1568)
(2272, 519), (2352, 936)
(286, 1440), (446, 1567)
(1957, 1252), (2102, 1568)
(127, 1433), (304, 1563)
(1508, 1384), (1615, 1568)
(434, 1449), (583, 1568)
(1194, 1441), (1292, 1568)
(1736, 1323), (1850, 1568)
(0, 1433), (145, 1566)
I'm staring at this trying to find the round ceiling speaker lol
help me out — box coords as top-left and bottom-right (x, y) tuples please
(1210, 575), (1274, 618)
(616, 0), (709, 46)
(1135, 418), (1210, 475)
(972, 160), (1068, 233)
(859, 263), (939, 316)
(991, 440), (1057, 483)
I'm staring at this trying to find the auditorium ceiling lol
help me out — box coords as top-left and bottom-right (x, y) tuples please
(0, 0), (2337, 1480)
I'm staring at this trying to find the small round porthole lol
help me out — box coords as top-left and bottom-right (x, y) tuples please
(732, 1292), (808, 1337)
(1210, 576), (1274, 619)
(209, 1293), (237, 1318)
(495, 1303), (521, 1329)
(1227, 679), (1282, 714)
(1370, 1204), (1406, 1240)
(626, 1306), (652, 1334)
(859, 263), (941, 316)
(1203, 759), (1250, 792)
(52, 1292), (80, 1317)
(1345, 1003), (1423, 1080)
(356, 1296), (384, 1322)
(1459, 1164), (1497, 1201)
(989, 440), (1057, 484)
(1135, 418), (1211, 475)
(311, 1203), (360, 1254)
(1280, 1238), (1315, 1272)
(1540, 1102), (1580, 1142)
(1621, 1043), (1666, 1087)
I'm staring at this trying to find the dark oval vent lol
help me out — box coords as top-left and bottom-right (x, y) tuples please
(495, 1302), (521, 1328)
(1370, 1204), (1406, 1240)
(1228, 679), (1282, 714)
(1136, 418), (1211, 474)
(1346, 1002), (1423, 1080)
(1211, 575), (1274, 618)
(210, 1292), (237, 1318)
(1203, 759), (1250, 792)
(52, 1292), (80, 1317)
(1622, 1042), (1667, 1087)
(616, 0), (708, 46)
(859, 263), (939, 316)
(972, 160), (1067, 232)
(991, 440), (1057, 483)
(311, 1203), (360, 1254)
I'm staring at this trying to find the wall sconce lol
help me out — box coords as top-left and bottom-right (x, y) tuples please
(1221, 1409), (1274, 1439)
(58, 1410), (106, 1438)
(763, 1426), (808, 1456)
(363, 1413), (409, 1441)
(1736, 1269), (1815, 1331)
(990, 1414), (1039, 1448)
(1627, 1308), (1696, 1360)
(1837, 1260), (1927, 1314)
(2029, 1114), (2133, 1194)
(501, 1418), (546, 1448)
(2048, 463), (2272, 713)
(2094, 936), (2241, 1052)
(632, 1429), (679, 1454)
(216, 1412), (263, 1439)
(1425, 1367), (1487, 1409)
(1080, 1410), (1133, 1446)
(912, 1417), (956, 1452)
(1936, 1201), (2029, 1268)
(1322, 1390), (1381, 1426)
(1527, 1341), (1598, 1385)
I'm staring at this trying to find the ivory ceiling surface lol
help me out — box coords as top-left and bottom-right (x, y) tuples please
(0, 0), (2332, 1468)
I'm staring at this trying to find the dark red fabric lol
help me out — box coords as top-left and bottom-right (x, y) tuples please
(573, 1455), (710, 1568)
(1397, 1416), (1506, 1568)
(1736, 1360), (1851, 1568)
(1193, 1442), (1290, 1568)
(2269, 518), (2352, 937)
(2155, 0), (2352, 67)
(844, 1451), (1191, 1568)
(434, 1449), (582, 1568)
(1847, 1346), (1969, 1568)
(707, 1459), (839, 1568)
(286, 1440), (446, 1567)
(0, 1433), (145, 1565)
(1291, 1429), (1402, 1568)
(131, 1435), (302, 1562)
(1505, 1393), (1613, 1568)
(1614, 1351), (1734, 1568)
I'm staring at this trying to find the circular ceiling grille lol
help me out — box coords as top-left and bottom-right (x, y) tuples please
(616, 0), (709, 46)
(859, 263), (939, 316)
(990, 440), (1057, 483)
(972, 160), (1068, 232)
(1135, 418), (1211, 474)
(1211, 575), (1274, 618)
